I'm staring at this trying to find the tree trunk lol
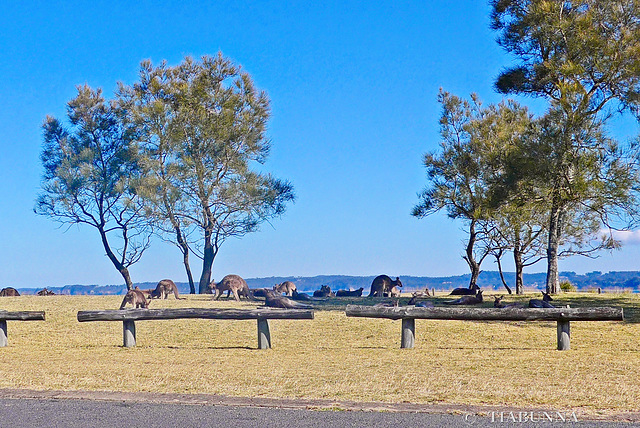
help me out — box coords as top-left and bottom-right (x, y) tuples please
(465, 219), (481, 288)
(98, 226), (133, 290)
(514, 247), (524, 295)
(174, 225), (196, 294)
(198, 227), (215, 294)
(495, 251), (512, 294)
(546, 198), (561, 294)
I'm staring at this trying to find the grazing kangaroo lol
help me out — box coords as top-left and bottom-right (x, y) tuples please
(493, 295), (525, 308)
(529, 292), (555, 308)
(0, 287), (20, 297)
(444, 290), (483, 305)
(273, 281), (297, 296)
(119, 287), (149, 309)
(313, 285), (334, 297)
(150, 279), (183, 300)
(335, 288), (364, 297)
(369, 275), (402, 297)
(449, 284), (480, 296)
(209, 274), (250, 302)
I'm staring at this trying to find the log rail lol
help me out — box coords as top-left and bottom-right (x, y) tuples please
(345, 305), (624, 351)
(77, 308), (314, 349)
(0, 310), (46, 347)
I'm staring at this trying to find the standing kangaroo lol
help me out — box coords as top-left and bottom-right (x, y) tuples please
(150, 279), (183, 300)
(209, 274), (250, 302)
(369, 275), (402, 297)
(273, 281), (297, 296)
(119, 287), (149, 309)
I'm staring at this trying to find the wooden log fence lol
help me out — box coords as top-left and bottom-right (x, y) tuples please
(345, 305), (624, 351)
(77, 307), (314, 349)
(0, 310), (46, 347)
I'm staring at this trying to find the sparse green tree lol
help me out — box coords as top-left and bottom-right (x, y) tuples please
(491, 0), (640, 293)
(414, 91), (531, 289)
(35, 85), (151, 290)
(121, 54), (295, 294)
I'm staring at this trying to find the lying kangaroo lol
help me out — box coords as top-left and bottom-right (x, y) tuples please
(369, 275), (402, 297)
(273, 281), (297, 296)
(119, 287), (149, 309)
(335, 287), (364, 297)
(209, 274), (250, 302)
(494, 295), (525, 308)
(36, 288), (55, 296)
(0, 287), (20, 297)
(444, 290), (483, 305)
(150, 279), (183, 300)
(529, 292), (555, 308)
(291, 289), (312, 301)
(264, 290), (312, 309)
(449, 284), (480, 295)
(313, 285), (334, 297)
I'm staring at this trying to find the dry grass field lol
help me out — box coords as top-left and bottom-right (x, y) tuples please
(0, 292), (638, 418)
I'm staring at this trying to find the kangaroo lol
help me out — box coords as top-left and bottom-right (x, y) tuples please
(251, 288), (272, 298)
(408, 290), (433, 306)
(335, 287), (364, 297)
(209, 274), (250, 302)
(444, 290), (483, 305)
(273, 281), (297, 296)
(529, 292), (555, 308)
(264, 291), (312, 309)
(36, 288), (55, 296)
(313, 285), (334, 297)
(150, 279), (183, 300)
(494, 295), (525, 308)
(0, 287), (20, 297)
(369, 275), (402, 297)
(119, 287), (149, 309)
(449, 284), (480, 296)
(291, 289), (312, 301)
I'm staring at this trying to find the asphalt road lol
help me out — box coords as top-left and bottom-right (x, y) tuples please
(0, 398), (636, 428)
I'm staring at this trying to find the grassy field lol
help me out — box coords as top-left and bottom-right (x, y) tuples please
(0, 292), (638, 418)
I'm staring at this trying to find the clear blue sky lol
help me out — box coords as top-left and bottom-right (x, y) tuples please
(1, 1), (639, 288)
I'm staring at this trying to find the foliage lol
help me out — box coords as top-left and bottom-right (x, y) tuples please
(414, 90), (536, 289)
(35, 85), (151, 289)
(491, 0), (640, 293)
(120, 54), (295, 293)
(559, 280), (577, 292)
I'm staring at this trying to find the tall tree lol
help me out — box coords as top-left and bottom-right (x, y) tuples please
(491, 0), (640, 293)
(413, 91), (530, 288)
(35, 85), (151, 290)
(122, 54), (295, 294)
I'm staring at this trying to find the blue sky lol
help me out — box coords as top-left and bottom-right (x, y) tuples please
(1, 1), (639, 288)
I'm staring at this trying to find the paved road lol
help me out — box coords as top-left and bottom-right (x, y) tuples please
(0, 398), (635, 428)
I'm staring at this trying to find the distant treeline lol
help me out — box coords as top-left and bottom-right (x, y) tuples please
(15, 271), (640, 295)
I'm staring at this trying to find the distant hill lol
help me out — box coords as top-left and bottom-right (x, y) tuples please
(14, 270), (640, 295)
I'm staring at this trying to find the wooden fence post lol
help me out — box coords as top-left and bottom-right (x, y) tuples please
(123, 320), (136, 348)
(557, 320), (570, 351)
(0, 320), (7, 347)
(257, 318), (271, 349)
(401, 318), (415, 349)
